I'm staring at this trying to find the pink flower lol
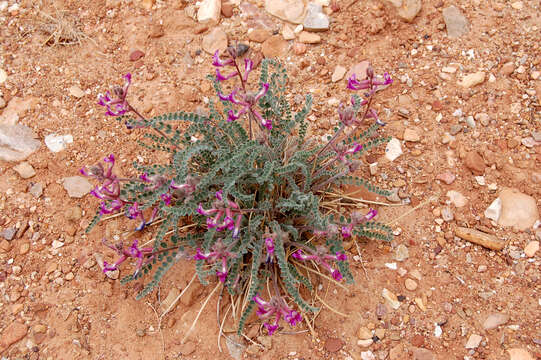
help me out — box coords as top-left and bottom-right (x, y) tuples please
(98, 74), (132, 116)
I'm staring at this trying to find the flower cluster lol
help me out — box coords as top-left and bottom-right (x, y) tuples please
(197, 190), (243, 238)
(339, 67), (393, 127)
(341, 208), (378, 238)
(98, 73), (132, 117)
(213, 49), (272, 130)
(292, 246), (347, 281)
(253, 294), (302, 335)
(102, 238), (153, 276)
(194, 238), (237, 282)
(81, 155), (197, 231)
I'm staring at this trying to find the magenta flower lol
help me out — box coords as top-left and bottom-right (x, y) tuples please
(97, 73), (132, 116)
(197, 190), (244, 237)
(219, 83), (271, 129)
(291, 246), (347, 281)
(253, 294), (302, 335)
(161, 193), (172, 205)
(212, 50), (234, 67)
(194, 239), (237, 283)
(265, 237), (275, 256)
(342, 209), (378, 238)
(216, 68), (239, 82)
(102, 238), (153, 276)
(347, 71), (393, 91)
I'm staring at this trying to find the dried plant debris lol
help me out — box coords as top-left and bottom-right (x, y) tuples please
(38, 9), (87, 46)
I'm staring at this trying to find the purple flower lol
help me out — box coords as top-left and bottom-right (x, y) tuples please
(243, 58), (254, 82)
(98, 73), (132, 116)
(291, 246), (346, 282)
(102, 238), (153, 276)
(100, 199), (124, 215)
(337, 103), (357, 126)
(220, 83), (271, 130)
(341, 224), (353, 238)
(193, 239), (236, 282)
(265, 237), (275, 256)
(212, 50), (234, 67)
(161, 193), (172, 205)
(127, 202), (141, 219)
(216, 68), (239, 82)
(347, 73), (371, 91)
(345, 142), (363, 155)
(253, 294), (303, 335)
(232, 214), (242, 238)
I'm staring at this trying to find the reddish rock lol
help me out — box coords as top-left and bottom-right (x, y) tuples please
(221, 2), (234, 17)
(324, 337), (343, 352)
(464, 151), (485, 175)
(0, 322), (28, 352)
(248, 28), (271, 43)
(261, 36), (289, 58)
(413, 347), (435, 360)
(411, 334), (425, 347)
(436, 171), (456, 185)
(432, 100), (443, 111)
(129, 50), (145, 61)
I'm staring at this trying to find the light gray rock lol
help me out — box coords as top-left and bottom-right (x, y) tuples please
(483, 313), (509, 330)
(394, 244), (409, 261)
(0, 123), (41, 161)
(303, 3), (329, 31)
(265, 0), (307, 24)
(29, 182), (43, 198)
(63, 176), (93, 198)
(44, 134), (73, 152)
(201, 27), (228, 55)
(498, 188), (539, 230)
(442, 6), (470, 38)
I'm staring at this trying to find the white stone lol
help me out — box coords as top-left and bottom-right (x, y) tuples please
(197, 0), (221, 23)
(68, 85), (85, 98)
(44, 134), (73, 152)
(357, 339), (373, 348)
(331, 65), (347, 83)
(458, 72), (485, 88)
(0, 68), (6, 84)
(282, 24), (296, 40)
(385, 262), (397, 270)
(52, 240), (64, 249)
(446, 190), (467, 207)
(62, 176), (93, 198)
(382, 288), (400, 309)
(385, 138), (402, 161)
(484, 198), (501, 222)
(303, 3), (329, 31)
(265, 0), (307, 24)
(465, 334), (483, 349)
(360, 350), (375, 360)
(498, 188), (539, 230)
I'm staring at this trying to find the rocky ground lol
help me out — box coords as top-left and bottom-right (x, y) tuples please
(0, 0), (540, 359)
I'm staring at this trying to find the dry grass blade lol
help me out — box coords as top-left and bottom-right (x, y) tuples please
(181, 282), (221, 344)
(159, 273), (197, 318)
(38, 9), (89, 46)
(314, 293), (348, 317)
(322, 191), (403, 207)
(292, 260), (349, 291)
(385, 194), (438, 226)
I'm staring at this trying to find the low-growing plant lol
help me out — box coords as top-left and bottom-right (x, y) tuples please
(82, 46), (394, 338)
